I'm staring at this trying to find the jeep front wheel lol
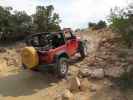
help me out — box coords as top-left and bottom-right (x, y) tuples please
(56, 57), (68, 78)
(79, 41), (88, 58)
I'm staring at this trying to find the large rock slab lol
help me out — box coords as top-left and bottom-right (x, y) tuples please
(79, 68), (105, 79)
(104, 67), (125, 78)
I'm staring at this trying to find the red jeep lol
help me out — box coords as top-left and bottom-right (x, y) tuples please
(22, 29), (88, 78)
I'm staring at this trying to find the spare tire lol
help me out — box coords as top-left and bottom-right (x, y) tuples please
(21, 47), (39, 69)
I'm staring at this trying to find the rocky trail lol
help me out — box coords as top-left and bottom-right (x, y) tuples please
(0, 28), (133, 100)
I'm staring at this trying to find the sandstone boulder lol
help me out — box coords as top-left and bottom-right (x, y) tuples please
(0, 48), (6, 53)
(90, 68), (104, 79)
(68, 77), (81, 92)
(62, 89), (74, 100)
(80, 78), (91, 91)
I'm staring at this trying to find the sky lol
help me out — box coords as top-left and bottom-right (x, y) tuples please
(0, 0), (132, 29)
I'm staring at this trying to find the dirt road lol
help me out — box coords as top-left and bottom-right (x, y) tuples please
(0, 70), (66, 100)
(0, 69), (133, 100)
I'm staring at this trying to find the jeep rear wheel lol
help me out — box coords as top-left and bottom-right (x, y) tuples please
(56, 57), (68, 78)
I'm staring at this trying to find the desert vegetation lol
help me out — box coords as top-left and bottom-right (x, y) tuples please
(0, 5), (60, 42)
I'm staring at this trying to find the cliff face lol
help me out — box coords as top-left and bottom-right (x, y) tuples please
(77, 28), (133, 79)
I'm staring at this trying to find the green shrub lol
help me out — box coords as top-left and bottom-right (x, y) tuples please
(0, 5), (61, 42)
(108, 6), (133, 48)
(88, 20), (107, 30)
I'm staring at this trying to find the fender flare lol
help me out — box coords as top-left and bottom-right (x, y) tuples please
(53, 52), (69, 63)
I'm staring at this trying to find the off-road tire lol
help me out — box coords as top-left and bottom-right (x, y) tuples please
(79, 41), (88, 58)
(55, 57), (69, 78)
